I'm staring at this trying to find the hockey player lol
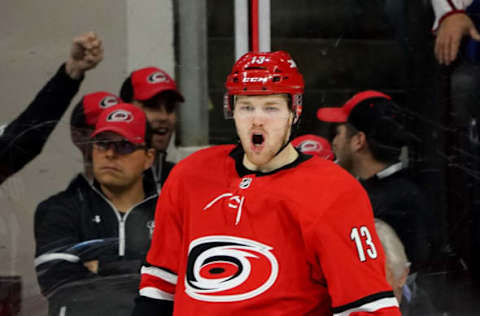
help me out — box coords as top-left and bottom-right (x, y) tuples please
(132, 51), (401, 315)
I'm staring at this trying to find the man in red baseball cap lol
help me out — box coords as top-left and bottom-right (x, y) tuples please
(35, 103), (158, 316)
(317, 90), (442, 276)
(316, 90), (409, 175)
(120, 67), (184, 191)
(70, 91), (122, 180)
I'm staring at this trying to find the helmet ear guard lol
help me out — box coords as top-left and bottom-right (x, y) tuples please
(292, 94), (302, 124)
(223, 93), (234, 119)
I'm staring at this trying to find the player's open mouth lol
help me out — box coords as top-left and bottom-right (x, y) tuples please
(252, 133), (264, 145)
(251, 133), (265, 152)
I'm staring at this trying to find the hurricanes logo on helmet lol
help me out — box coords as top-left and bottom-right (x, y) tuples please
(100, 96), (119, 108)
(148, 72), (169, 84)
(185, 235), (278, 302)
(107, 110), (134, 123)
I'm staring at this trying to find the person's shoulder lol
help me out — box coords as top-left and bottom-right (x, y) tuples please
(187, 144), (236, 159)
(286, 156), (368, 207)
(173, 144), (236, 173)
(381, 169), (424, 194)
(296, 156), (361, 188)
(36, 174), (90, 213)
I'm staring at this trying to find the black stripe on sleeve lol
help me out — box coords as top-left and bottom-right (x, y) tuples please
(332, 290), (395, 314)
(143, 261), (177, 276)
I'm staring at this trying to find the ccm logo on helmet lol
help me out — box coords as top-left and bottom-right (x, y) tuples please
(148, 72), (169, 84)
(242, 77), (268, 83)
(107, 110), (134, 123)
(100, 96), (119, 109)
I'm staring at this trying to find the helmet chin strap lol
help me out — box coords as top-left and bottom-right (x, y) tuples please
(273, 115), (300, 157)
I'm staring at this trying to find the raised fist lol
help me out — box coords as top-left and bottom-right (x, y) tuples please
(65, 31), (104, 79)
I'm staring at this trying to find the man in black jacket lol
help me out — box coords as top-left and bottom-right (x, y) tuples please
(120, 67), (184, 191)
(317, 90), (442, 273)
(34, 103), (158, 316)
(0, 31), (103, 185)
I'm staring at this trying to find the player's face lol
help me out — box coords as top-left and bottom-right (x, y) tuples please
(233, 94), (293, 168)
(133, 98), (176, 152)
(332, 124), (355, 173)
(92, 132), (154, 189)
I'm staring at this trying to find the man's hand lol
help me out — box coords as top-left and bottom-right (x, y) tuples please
(65, 32), (104, 79)
(84, 260), (99, 274)
(435, 13), (480, 65)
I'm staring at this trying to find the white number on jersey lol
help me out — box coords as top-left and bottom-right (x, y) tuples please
(350, 226), (378, 262)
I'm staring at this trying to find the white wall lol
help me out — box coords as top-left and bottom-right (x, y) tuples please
(0, 1), (174, 314)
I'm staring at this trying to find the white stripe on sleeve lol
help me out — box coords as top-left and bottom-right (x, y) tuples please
(139, 287), (174, 301)
(141, 266), (178, 284)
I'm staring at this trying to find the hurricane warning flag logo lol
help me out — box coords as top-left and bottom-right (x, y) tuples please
(298, 140), (322, 153)
(106, 110), (134, 123)
(100, 96), (120, 108)
(148, 72), (169, 84)
(185, 235), (278, 302)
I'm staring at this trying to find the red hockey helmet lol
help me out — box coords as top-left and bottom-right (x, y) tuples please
(224, 51), (305, 122)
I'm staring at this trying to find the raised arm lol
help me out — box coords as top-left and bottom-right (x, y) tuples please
(0, 32), (103, 184)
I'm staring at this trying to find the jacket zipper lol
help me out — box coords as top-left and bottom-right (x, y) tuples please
(90, 185), (158, 256)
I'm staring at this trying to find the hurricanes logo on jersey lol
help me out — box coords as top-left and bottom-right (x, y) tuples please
(185, 235), (278, 302)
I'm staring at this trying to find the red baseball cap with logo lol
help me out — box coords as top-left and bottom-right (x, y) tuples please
(316, 90), (416, 150)
(316, 90), (392, 123)
(131, 67), (184, 102)
(291, 134), (334, 160)
(71, 91), (122, 128)
(90, 103), (147, 144)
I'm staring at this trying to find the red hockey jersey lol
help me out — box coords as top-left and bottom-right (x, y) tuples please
(138, 145), (401, 315)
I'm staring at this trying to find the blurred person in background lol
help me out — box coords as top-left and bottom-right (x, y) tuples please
(375, 219), (440, 315)
(317, 90), (442, 273)
(69, 91), (122, 181)
(120, 67), (184, 191)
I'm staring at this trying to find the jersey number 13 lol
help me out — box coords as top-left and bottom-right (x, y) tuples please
(350, 226), (378, 262)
